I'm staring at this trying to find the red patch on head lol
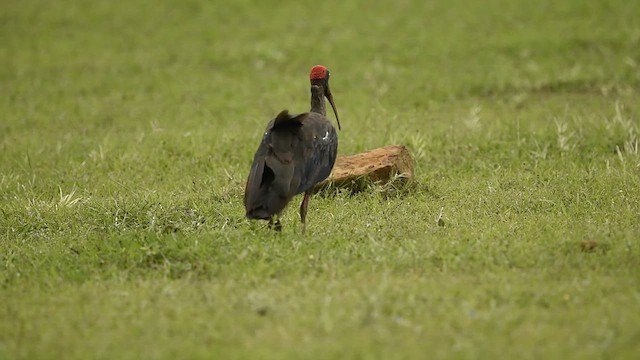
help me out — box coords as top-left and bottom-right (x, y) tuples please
(310, 65), (328, 80)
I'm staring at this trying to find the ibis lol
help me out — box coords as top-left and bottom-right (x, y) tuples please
(244, 65), (341, 230)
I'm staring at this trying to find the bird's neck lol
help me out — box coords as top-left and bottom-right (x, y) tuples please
(310, 85), (326, 116)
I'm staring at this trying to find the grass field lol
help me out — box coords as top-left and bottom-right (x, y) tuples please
(1, 0), (640, 358)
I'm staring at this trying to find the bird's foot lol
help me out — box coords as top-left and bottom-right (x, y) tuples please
(268, 219), (282, 232)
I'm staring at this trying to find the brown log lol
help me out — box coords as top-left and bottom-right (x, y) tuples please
(316, 145), (414, 191)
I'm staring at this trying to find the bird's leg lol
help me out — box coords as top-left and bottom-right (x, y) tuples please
(299, 191), (312, 232)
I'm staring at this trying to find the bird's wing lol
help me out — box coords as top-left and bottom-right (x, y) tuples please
(244, 110), (308, 219)
(294, 115), (338, 194)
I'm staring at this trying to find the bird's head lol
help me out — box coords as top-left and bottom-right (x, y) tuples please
(310, 65), (341, 130)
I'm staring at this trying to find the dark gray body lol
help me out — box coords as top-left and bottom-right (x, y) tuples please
(244, 110), (338, 220)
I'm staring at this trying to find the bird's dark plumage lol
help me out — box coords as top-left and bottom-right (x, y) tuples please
(244, 65), (340, 229)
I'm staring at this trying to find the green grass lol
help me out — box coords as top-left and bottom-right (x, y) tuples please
(1, 0), (640, 358)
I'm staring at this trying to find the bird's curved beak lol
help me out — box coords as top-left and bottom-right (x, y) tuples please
(324, 85), (341, 130)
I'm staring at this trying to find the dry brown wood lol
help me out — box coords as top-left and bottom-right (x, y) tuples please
(316, 145), (414, 191)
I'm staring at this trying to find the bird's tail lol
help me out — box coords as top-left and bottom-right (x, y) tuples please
(244, 110), (306, 220)
(244, 157), (295, 220)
